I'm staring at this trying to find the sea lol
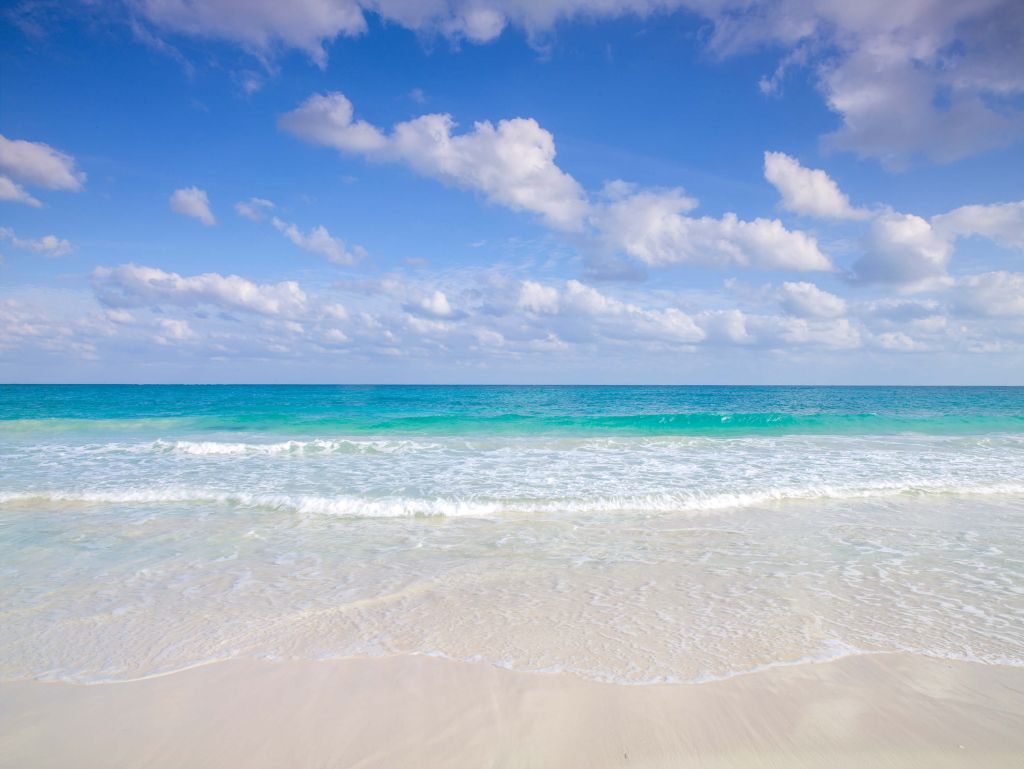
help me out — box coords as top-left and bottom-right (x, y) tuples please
(1, 385), (1022, 684)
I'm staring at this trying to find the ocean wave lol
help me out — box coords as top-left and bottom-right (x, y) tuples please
(4, 480), (1024, 517)
(154, 438), (444, 455)
(9, 431), (1024, 463)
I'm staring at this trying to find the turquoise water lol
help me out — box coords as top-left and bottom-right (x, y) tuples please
(1, 385), (1022, 683)
(3, 384), (1024, 434)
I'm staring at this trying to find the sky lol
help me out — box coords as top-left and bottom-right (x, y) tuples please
(1, 0), (1023, 384)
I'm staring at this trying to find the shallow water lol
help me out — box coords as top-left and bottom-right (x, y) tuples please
(1, 385), (1022, 683)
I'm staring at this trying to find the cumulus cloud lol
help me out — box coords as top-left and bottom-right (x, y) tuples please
(954, 272), (1024, 317)
(518, 280), (560, 314)
(817, 38), (1022, 167)
(0, 176), (42, 207)
(124, 2), (1024, 165)
(131, 0), (366, 67)
(776, 281), (847, 318)
(932, 201), (1024, 250)
(92, 264), (307, 316)
(870, 330), (928, 352)
(695, 309), (755, 345)
(853, 211), (953, 288)
(234, 197), (275, 222)
(15, 257), (1024, 374)
(848, 198), (1024, 288)
(0, 296), (101, 359)
(699, 0), (1024, 165)
(754, 315), (862, 349)
(169, 186), (216, 225)
(593, 186), (833, 271)
(280, 91), (589, 230)
(763, 151), (868, 220)
(0, 134), (85, 192)
(283, 93), (834, 272)
(279, 92), (388, 153)
(155, 317), (196, 343)
(405, 289), (455, 319)
(0, 227), (73, 257)
(555, 279), (706, 344)
(271, 217), (363, 265)
(130, 0), (670, 60)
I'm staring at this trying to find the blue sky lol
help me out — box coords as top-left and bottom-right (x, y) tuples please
(1, 0), (1023, 383)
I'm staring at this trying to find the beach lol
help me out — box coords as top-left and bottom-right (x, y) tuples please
(7, 0), (1024, 762)
(1, 385), (1022, 766)
(3, 653), (1022, 768)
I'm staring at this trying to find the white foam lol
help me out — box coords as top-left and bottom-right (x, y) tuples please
(4, 480), (1024, 518)
(155, 438), (442, 455)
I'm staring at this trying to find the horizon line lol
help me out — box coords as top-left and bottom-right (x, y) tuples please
(3, 383), (1023, 388)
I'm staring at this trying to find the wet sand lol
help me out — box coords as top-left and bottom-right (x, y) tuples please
(1, 652), (1021, 768)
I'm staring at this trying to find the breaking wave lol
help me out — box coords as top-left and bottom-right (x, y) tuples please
(4, 480), (1024, 518)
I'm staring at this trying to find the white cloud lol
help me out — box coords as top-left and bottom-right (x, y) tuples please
(128, 2), (1024, 165)
(842, 197), (1024, 288)
(932, 201), (1024, 250)
(279, 92), (387, 153)
(560, 279), (622, 316)
(443, 5), (508, 42)
(323, 327), (349, 344)
(169, 186), (216, 226)
(871, 331), (927, 352)
(234, 197), (275, 222)
(16, 259), (1024, 375)
(517, 280), (560, 314)
(92, 264), (308, 316)
(954, 272), (1024, 317)
(818, 41), (1020, 167)
(271, 217), (362, 265)
(132, 0), (367, 67)
(0, 134), (85, 191)
(0, 295), (101, 359)
(776, 281), (847, 318)
(860, 297), (942, 322)
(696, 309), (755, 345)
(105, 309), (135, 324)
(853, 211), (952, 288)
(155, 317), (196, 343)
(322, 302), (349, 321)
(753, 315), (862, 349)
(691, 309), (863, 349)
(0, 176), (42, 207)
(594, 187), (833, 271)
(763, 151), (868, 220)
(528, 279), (706, 345)
(281, 92), (857, 277)
(827, 6), (1024, 166)
(0, 227), (73, 257)
(406, 289), (455, 318)
(699, 0), (1024, 165)
(280, 92), (589, 230)
(131, 0), (666, 60)
(283, 96), (833, 273)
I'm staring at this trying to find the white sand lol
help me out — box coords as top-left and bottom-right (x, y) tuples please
(1, 652), (1021, 768)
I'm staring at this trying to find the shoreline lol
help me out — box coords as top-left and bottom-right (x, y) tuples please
(2, 652), (1021, 769)
(0, 644), (912, 688)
